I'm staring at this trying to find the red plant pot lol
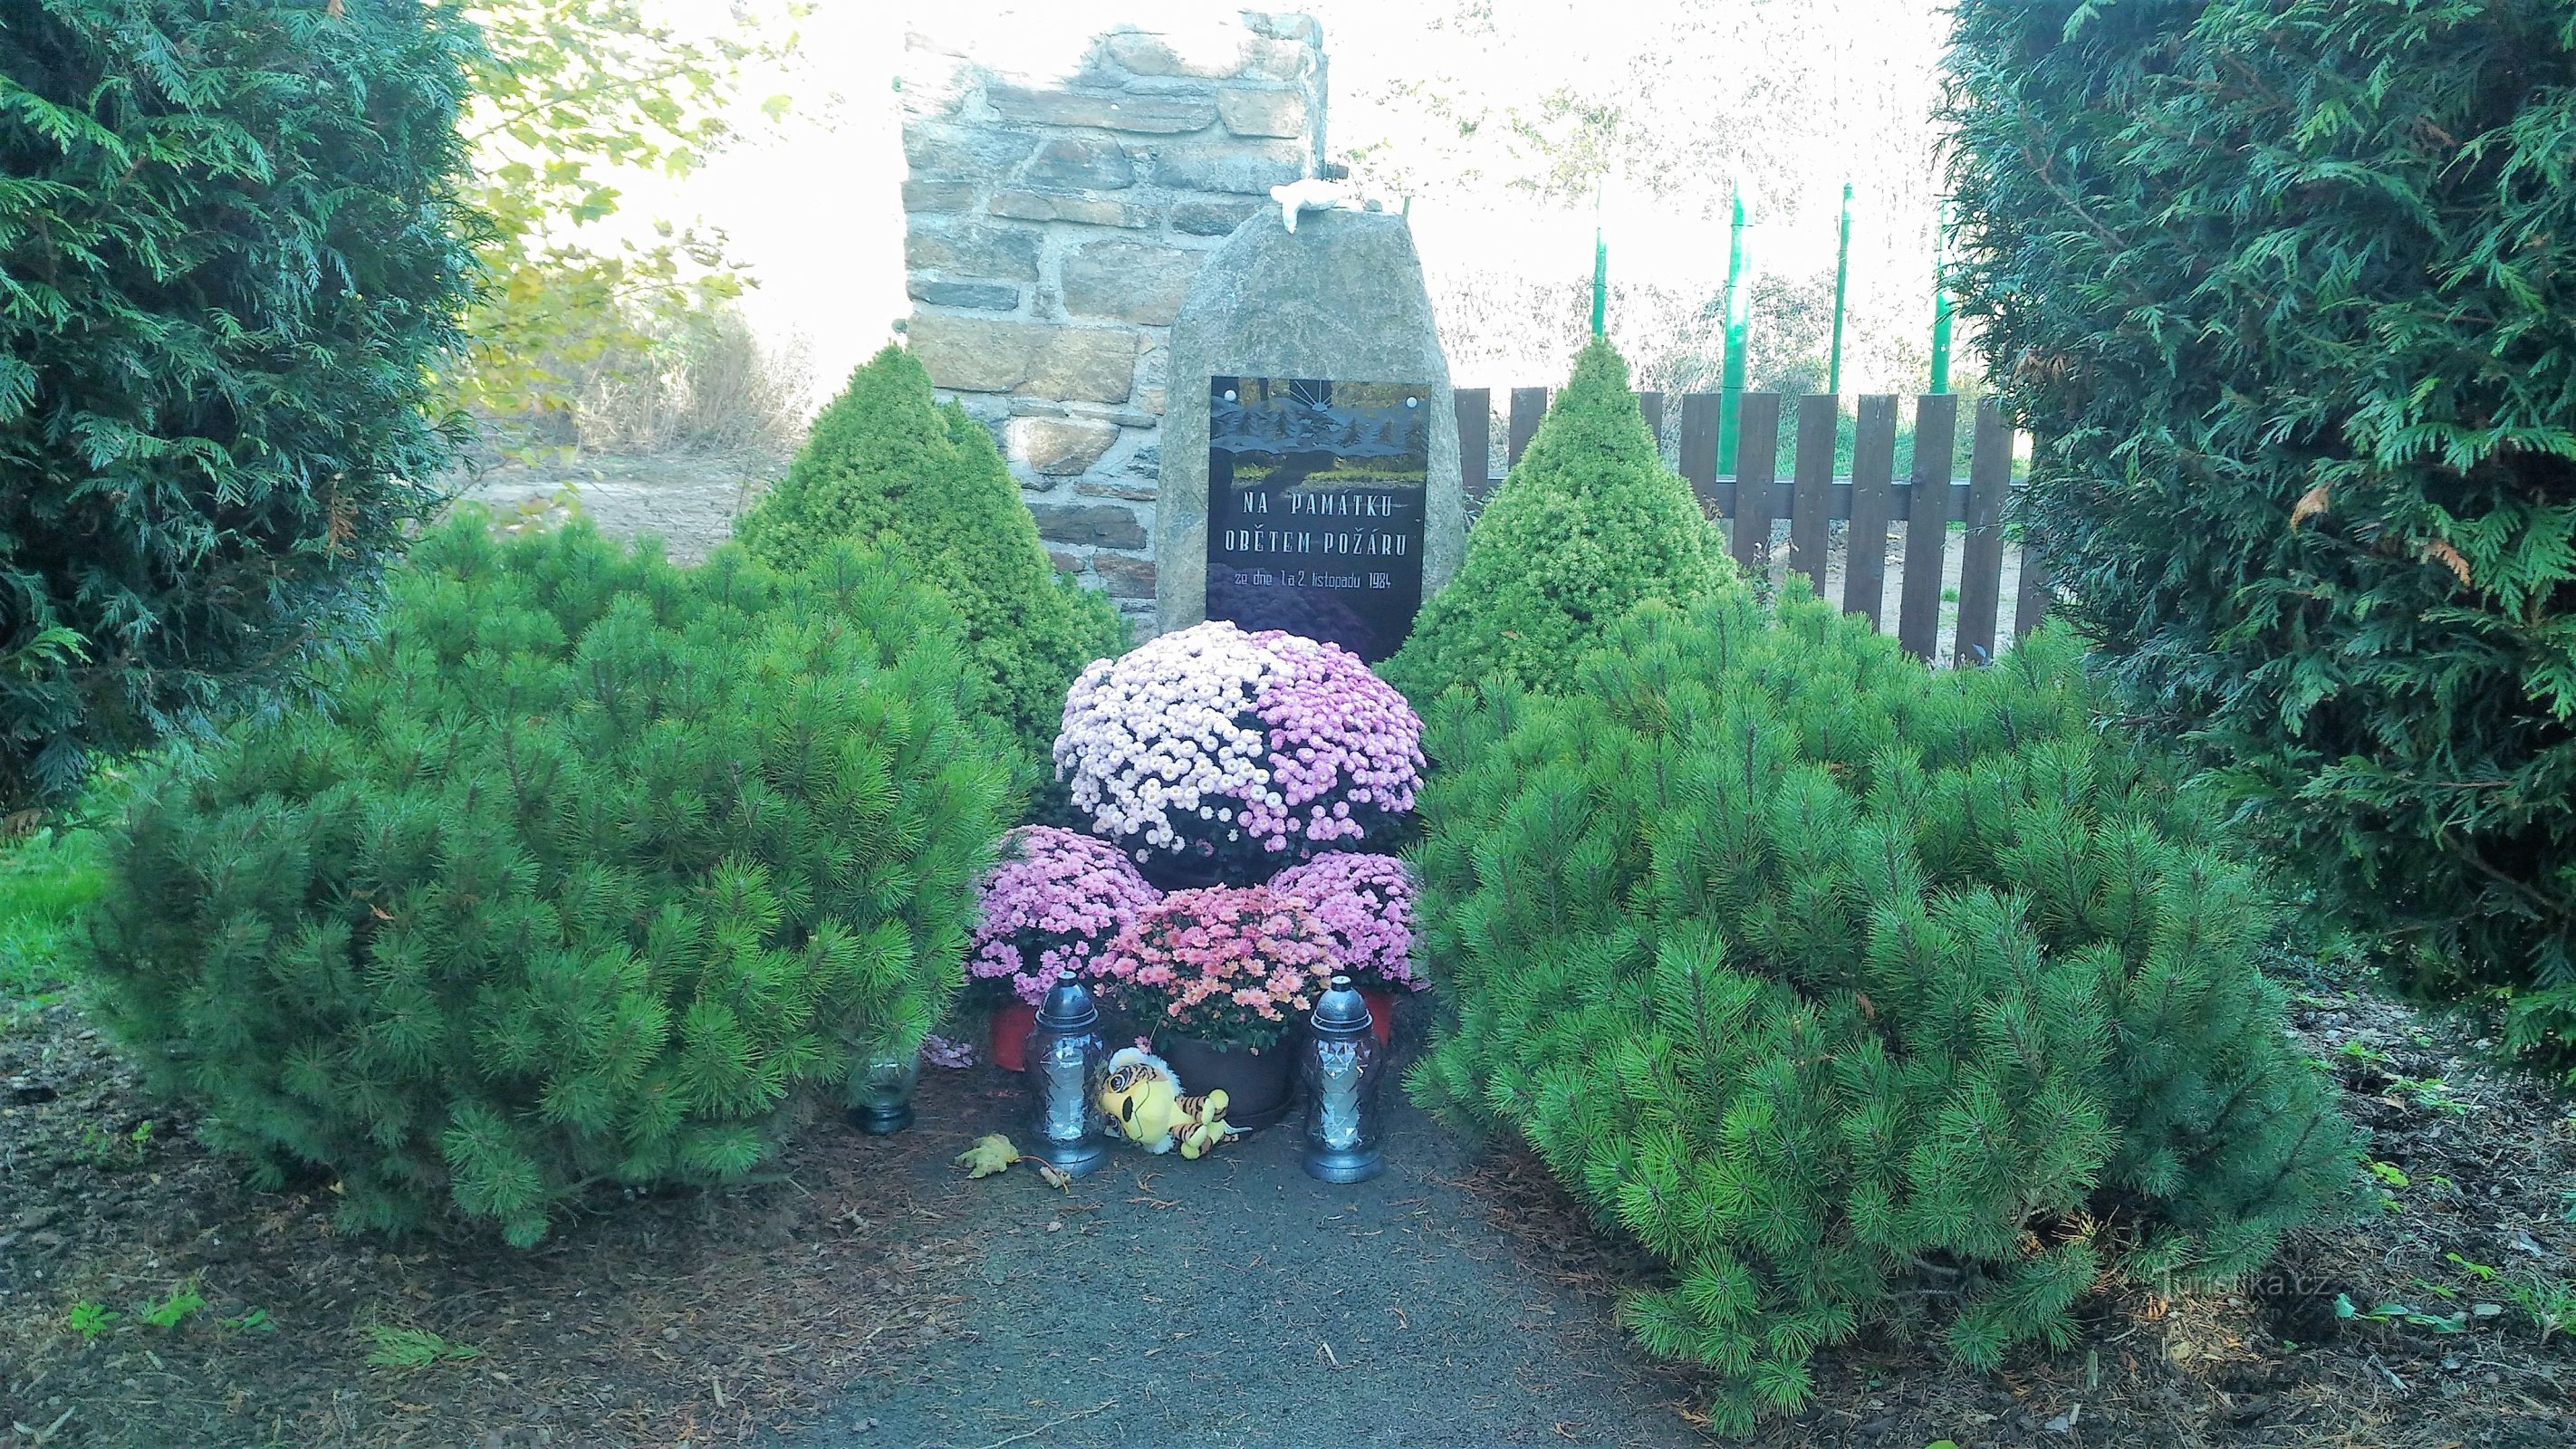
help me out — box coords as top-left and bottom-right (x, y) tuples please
(1359, 987), (1398, 1048)
(989, 999), (1037, 1073)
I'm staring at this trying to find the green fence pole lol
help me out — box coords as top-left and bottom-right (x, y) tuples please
(1717, 185), (1749, 475)
(1828, 182), (1851, 397)
(1591, 216), (1608, 338)
(1929, 207), (1953, 395)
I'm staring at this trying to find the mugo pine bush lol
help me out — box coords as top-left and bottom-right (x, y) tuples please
(737, 345), (1126, 764)
(1379, 340), (1725, 704)
(1408, 585), (2355, 1430)
(83, 519), (1007, 1244)
(0, 0), (479, 809)
(1946, 2), (2576, 1073)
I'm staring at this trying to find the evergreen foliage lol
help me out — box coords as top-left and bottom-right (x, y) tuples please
(0, 0), (479, 810)
(83, 518), (1008, 1244)
(1946, 2), (2576, 1073)
(1379, 340), (1726, 703)
(736, 345), (1127, 763)
(1409, 586), (2355, 1430)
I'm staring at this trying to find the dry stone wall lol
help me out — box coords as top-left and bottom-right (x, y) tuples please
(898, 12), (1329, 629)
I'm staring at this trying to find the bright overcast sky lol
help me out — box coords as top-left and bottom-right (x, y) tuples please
(634, 2), (1951, 398)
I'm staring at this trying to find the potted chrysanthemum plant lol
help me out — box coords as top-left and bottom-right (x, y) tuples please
(1095, 884), (1337, 1128)
(967, 825), (1159, 1070)
(1273, 851), (1420, 1045)
(1052, 622), (1425, 890)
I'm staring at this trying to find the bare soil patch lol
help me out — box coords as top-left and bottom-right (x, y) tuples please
(0, 1004), (976, 1448)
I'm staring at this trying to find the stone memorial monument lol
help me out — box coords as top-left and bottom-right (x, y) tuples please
(1153, 207), (1464, 660)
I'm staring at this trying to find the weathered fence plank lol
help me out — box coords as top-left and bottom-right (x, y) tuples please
(1846, 394), (1898, 628)
(1454, 388), (1493, 507)
(1678, 391), (1720, 514)
(1790, 394), (1837, 594)
(1897, 393), (1959, 661)
(1507, 387), (1547, 466)
(1731, 392), (1783, 574)
(1955, 399), (2014, 667)
(1453, 383), (2038, 663)
(2014, 445), (2051, 638)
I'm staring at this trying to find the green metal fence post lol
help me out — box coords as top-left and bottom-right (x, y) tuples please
(1591, 197), (1608, 339)
(1929, 206), (1953, 395)
(1828, 181), (1851, 397)
(1717, 185), (1750, 475)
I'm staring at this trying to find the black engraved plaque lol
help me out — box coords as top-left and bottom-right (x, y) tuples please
(1204, 377), (1429, 662)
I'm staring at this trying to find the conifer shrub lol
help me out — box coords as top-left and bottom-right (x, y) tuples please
(1946, 2), (2576, 1073)
(1409, 586), (2355, 1430)
(1379, 340), (1726, 703)
(82, 517), (1008, 1244)
(1, 0), (479, 810)
(735, 345), (1126, 763)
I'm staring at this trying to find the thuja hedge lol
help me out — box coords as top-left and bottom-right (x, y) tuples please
(0, 0), (479, 810)
(1946, 1), (2576, 1072)
(84, 519), (1007, 1244)
(737, 345), (1127, 767)
(1380, 339), (1725, 702)
(1409, 586), (2355, 1430)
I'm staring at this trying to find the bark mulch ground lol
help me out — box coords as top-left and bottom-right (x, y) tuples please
(1, 1004), (974, 1448)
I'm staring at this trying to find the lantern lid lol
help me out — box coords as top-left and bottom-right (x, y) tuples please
(1311, 975), (1371, 1037)
(1036, 980), (1099, 1032)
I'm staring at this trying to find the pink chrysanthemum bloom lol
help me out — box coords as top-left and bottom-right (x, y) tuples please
(1272, 851), (1421, 992)
(1052, 622), (1425, 881)
(1096, 885), (1337, 1051)
(968, 826), (1160, 1005)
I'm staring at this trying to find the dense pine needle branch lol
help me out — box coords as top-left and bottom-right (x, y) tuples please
(0, 0), (482, 809)
(82, 520), (1009, 1245)
(737, 345), (1128, 772)
(1945, 1), (2576, 1073)
(1408, 588), (2356, 1432)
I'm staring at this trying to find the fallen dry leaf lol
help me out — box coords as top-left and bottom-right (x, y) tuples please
(1033, 1162), (1072, 1192)
(954, 1134), (1021, 1179)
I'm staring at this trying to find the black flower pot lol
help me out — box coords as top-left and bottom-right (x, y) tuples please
(1156, 1033), (1298, 1131)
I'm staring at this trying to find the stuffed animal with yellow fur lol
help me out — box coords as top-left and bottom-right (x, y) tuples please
(1097, 1047), (1238, 1158)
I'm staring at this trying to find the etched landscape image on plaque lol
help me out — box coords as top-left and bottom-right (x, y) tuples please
(1204, 377), (1430, 662)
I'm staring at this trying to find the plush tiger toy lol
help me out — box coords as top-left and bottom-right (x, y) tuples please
(1097, 1047), (1239, 1158)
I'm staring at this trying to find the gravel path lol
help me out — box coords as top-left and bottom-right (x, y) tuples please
(791, 1053), (1702, 1449)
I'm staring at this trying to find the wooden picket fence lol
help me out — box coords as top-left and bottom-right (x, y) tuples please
(1453, 389), (2047, 668)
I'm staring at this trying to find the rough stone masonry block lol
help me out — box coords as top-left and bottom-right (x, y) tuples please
(1151, 140), (1309, 196)
(1061, 241), (1201, 325)
(1021, 137), (1135, 189)
(986, 191), (1155, 229)
(908, 317), (1138, 403)
(1235, 36), (1317, 82)
(902, 179), (979, 212)
(1104, 31), (1242, 80)
(1009, 417), (1120, 475)
(1030, 502), (1149, 551)
(1218, 87), (1307, 139)
(1093, 553), (1158, 599)
(905, 124), (1037, 181)
(1171, 197), (1264, 235)
(908, 279), (1021, 312)
(987, 83), (1216, 134)
(905, 222), (1041, 282)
